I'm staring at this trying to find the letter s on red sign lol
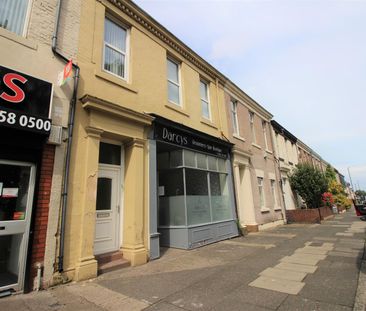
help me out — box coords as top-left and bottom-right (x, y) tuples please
(0, 73), (28, 103)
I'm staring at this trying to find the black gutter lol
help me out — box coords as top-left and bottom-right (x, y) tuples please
(52, 0), (80, 272)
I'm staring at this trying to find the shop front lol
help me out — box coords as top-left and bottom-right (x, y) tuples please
(150, 116), (238, 250)
(0, 65), (52, 292)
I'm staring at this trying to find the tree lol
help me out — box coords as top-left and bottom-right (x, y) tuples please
(355, 190), (366, 202)
(325, 164), (337, 185)
(289, 163), (328, 209)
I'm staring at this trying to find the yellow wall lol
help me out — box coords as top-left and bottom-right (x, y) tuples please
(63, 0), (230, 281)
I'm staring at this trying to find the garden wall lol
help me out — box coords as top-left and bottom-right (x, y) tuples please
(286, 207), (334, 224)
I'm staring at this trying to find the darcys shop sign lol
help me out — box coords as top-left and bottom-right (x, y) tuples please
(154, 123), (229, 158)
(0, 65), (52, 135)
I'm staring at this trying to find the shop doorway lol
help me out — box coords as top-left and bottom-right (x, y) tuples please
(0, 160), (36, 292)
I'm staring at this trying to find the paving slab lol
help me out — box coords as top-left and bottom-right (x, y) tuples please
(260, 267), (307, 282)
(249, 276), (305, 295)
(252, 232), (296, 239)
(275, 262), (318, 274)
(295, 247), (329, 255)
(144, 302), (183, 311)
(336, 232), (354, 237)
(313, 237), (338, 242)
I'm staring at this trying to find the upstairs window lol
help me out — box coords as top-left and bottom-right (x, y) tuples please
(249, 111), (256, 143)
(231, 100), (239, 135)
(0, 0), (30, 36)
(104, 17), (128, 79)
(200, 80), (210, 120)
(167, 58), (181, 106)
(270, 179), (277, 206)
(262, 121), (269, 150)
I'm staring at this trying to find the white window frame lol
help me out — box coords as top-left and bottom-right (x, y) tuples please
(249, 111), (256, 143)
(231, 100), (239, 135)
(257, 177), (265, 207)
(0, 0), (32, 37)
(262, 121), (269, 150)
(200, 80), (211, 120)
(103, 15), (129, 81)
(167, 57), (182, 106)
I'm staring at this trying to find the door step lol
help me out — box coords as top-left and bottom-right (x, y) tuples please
(96, 251), (130, 274)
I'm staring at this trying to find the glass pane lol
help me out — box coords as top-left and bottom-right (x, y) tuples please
(200, 81), (208, 101)
(167, 59), (179, 83)
(208, 156), (217, 171)
(210, 173), (232, 221)
(201, 100), (210, 119)
(0, 164), (30, 221)
(186, 169), (210, 225)
(158, 169), (185, 226)
(96, 178), (112, 211)
(0, 0), (28, 36)
(218, 158), (226, 172)
(104, 46), (125, 77)
(184, 150), (196, 167)
(170, 150), (183, 168)
(99, 143), (121, 165)
(168, 82), (180, 104)
(157, 152), (169, 170)
(0, 234), (22, 287)
(105, 18), (126, 52)
(196, 153), (207, 169)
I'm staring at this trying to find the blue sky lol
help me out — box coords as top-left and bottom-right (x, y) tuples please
(134, 0), (366, 190)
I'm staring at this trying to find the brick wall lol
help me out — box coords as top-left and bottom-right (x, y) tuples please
(286, 207), (334, 224)
(30, 144), (55, 289)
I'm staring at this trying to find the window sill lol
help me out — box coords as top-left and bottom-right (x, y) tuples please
(95, 69), (138, 94)
(165, 103), (190, 117)
(265, 149), (273, 154)
(0, 28), (37, 50)
(252, 143), (262, 150)
(274, 207), (282, 211)
(260, 207), (270, 213)
(233, 134), (246, 142)
(200, 118), (218, 129)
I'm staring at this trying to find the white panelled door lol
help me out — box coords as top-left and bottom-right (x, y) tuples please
(94, 165), (121, 255)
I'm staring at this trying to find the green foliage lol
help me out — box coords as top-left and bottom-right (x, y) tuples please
(355, 190), (366, 202)
(325, 164), (337, 185)
(289, 163), (328, 209)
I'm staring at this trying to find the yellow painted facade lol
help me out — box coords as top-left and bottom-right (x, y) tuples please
(63, 0), (231, 281)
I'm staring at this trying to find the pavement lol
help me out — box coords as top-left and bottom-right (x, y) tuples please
(1, 210), (365, 311)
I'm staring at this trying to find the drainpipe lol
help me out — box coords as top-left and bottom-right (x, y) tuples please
(52, 0), (80, 272)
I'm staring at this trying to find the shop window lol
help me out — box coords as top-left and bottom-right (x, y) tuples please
(186, 168), (210, 225)
(167, 58), (181, 106)
(208, 156), (217, 171)
(184, 149), (196, 167)
(158, 169), (185, 226)
(103, 16), (128, 79)
(157, 146), (233, 227)
(0, 0), (30, 36)
(99, 142), (121, 165)
(196, 153), (207, 170)
(210, 172), (231, 221)
(170, 150), (183, 167)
